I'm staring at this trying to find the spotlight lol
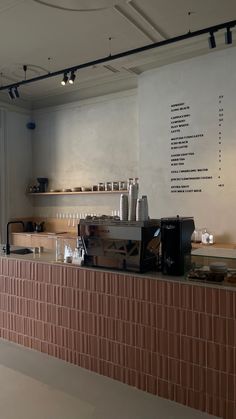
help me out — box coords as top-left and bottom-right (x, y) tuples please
(61, 73), (68, 86)
(13, 86), (19, 98)
(208, 31), (216, 49)
(225, 27), (232, 45)
(69, 71), (76, 84)
(8, 89), (14, 100)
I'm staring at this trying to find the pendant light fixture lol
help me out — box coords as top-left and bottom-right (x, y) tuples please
(61, 72), (68, 85)
(69, 71), (76, 84)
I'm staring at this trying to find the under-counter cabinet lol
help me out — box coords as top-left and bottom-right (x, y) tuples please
(11, 233), (57, 250)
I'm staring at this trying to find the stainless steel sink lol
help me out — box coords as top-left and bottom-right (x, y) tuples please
(10, 248), (33, 255)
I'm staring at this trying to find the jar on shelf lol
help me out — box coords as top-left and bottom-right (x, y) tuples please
(112, 181), (119, 191)
(105, 182), (112, 191)
(119, 181), (127, 191)
(98, 182), (105, 191)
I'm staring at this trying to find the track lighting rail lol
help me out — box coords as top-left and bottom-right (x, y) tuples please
(1, 19), (235, 96)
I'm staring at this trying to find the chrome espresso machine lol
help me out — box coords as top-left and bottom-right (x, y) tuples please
(79, 218), (161, 273)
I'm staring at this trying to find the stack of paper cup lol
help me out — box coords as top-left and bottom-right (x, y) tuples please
(136, 198), (144, 221)
(142, 195), (149, 220)
(128, 183), (138, 221)
(120, 194), (128, 221)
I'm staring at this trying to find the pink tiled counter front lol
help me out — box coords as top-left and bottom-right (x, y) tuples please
(0, 256), (235, 418)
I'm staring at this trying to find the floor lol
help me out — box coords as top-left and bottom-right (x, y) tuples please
(0, 339), (217, 419)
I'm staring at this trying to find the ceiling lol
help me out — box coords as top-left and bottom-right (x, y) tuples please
(0, 0), (235, 108)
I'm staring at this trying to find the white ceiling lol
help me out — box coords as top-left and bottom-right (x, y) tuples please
(0, 0), (235, 107)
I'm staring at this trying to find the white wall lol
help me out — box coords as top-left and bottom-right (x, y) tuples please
(32, 90), (138, 217)
(138, 47), (236, 242)
(6, 110), (33, 219)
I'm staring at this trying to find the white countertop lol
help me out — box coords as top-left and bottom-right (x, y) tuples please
(0, 245), (236, 290)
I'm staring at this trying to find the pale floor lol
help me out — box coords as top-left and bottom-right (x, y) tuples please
(0, 339), (217, 419)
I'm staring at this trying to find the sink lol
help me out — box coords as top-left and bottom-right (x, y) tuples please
(10, 248), (33, 255)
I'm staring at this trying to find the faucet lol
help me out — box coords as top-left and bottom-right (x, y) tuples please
(5, 221), (25, 255)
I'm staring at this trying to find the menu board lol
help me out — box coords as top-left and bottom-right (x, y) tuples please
(169, 95), (225, 194)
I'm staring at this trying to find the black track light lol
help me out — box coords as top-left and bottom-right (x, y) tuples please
(208, 31), (216, 49)
(13, 86), (19, 98)
(225, 27), (232, 45)
(61, 73), (68, 86)
(69, 71), (76, 84)
(8, 89), (14, 100)
(8, 86), (20, 99)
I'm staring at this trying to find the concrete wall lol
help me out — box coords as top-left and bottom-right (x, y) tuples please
(139, 47), (236, 242)
(32, 90), (138, 217)
(0, 108), (33, 241)
(5, 110), (33, 219)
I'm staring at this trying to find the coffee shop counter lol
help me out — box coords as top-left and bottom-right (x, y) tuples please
(0, 251), (235, 419)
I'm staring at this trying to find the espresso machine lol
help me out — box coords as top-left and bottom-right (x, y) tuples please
(79, 218), (160, 273)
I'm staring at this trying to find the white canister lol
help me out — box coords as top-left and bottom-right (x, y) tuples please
(120, 194), (128, 221)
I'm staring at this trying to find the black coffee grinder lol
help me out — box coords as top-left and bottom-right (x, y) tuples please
(161, 216), (195, 276)
(37, 177), (48, 193)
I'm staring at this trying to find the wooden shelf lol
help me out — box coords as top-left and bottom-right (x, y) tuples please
(28, 190), (128, 196)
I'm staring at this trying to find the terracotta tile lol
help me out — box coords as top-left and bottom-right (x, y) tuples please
(193, 286), (205, 312)
(187, 389), (198, 410)
(168, 358), (180, 385)
(172, 282), (180, 308)
(180, 284), (193, 310)
(179, 309), (187, 335)
(225, 401), (235, 419)
(213, 316), (227, 345)
(207, 369), (220, 397)
(159, 305), (167, 330)
(174, 385), (187, 406)
(157, 330), (168, 356)
(220, 372), (228, 400)
(206, 394), (220, 417)
(193, 366), (206, 393)
(219, 398), (227, 419)
(186, 311), (199, 338)
(150, 279), (158, 304)
(180, 361), (193, 389)
(219, 289), (227, 317)
(226, 346), (235, 375)
(227, 374), (235, 402)
(193, 339), (206, 367)
(157, 355), (168, 381)
(227, 319), (235, 347)
(146, 375), (157, 395)
(219, 344), (227, 373)
(168, 333), (180, 359)
(206, 342), (219, 370)
(180, 335), (193, 363)
(157, 379), (169, 399)
(205, 287), (212, 314)
(167, 307), (180, 334)
(212, 288), (220, 316)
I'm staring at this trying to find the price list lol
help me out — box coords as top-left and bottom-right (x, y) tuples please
(169, 96), (226, 194)
(218, 95), (224, 188)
